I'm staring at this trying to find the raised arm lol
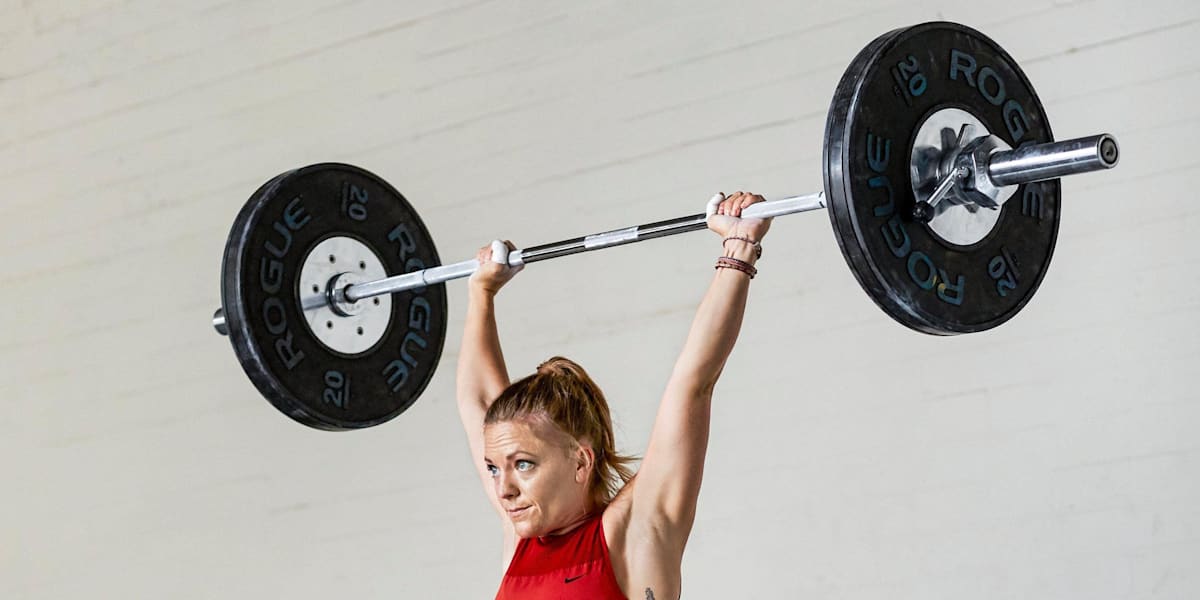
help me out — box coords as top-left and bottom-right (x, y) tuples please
(633, 192), (772, 539)
(456, 241), (523, 524)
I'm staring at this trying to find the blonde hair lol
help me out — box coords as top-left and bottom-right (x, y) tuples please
(484, 357), (639, 509)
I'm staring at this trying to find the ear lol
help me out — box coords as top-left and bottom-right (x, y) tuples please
(574, 444), (596, 484)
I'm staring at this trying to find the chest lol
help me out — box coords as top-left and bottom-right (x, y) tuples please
(499, 522), (626, 600)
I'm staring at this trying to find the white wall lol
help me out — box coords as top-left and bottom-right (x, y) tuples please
(2, 0), (1198, 598)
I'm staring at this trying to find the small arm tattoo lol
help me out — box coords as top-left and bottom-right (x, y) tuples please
(644, 588), (655, 600)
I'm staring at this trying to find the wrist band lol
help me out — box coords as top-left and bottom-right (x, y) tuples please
(715, 256), (757, 279)
(723, 236), (762, 259)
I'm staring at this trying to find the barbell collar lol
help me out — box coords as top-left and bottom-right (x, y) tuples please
(913, 165), (971, 223)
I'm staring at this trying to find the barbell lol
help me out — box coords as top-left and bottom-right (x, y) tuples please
(211, 22), (1119, 430)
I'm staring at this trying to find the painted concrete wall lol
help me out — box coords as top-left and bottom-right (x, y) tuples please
(3, 0), (1197, 597)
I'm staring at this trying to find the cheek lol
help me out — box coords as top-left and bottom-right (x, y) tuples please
(530, 465), (571, 502)
(522, 470), (556, 504)
(522, 472), (545, 499)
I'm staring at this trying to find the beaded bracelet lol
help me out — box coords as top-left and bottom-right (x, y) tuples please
(715, 256), (757, 279)
(722, 236), (762, 259)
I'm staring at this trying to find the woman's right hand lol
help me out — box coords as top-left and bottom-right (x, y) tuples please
(469, 239), (523, 296)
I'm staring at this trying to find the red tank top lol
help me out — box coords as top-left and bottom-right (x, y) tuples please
(494, 512), (627, 600)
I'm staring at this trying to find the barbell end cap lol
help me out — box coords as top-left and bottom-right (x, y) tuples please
(213, 308), (228, 336)
(1099, 134), (1120, 168)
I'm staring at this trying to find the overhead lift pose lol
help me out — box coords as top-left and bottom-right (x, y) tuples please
(458, 192), (771, 600)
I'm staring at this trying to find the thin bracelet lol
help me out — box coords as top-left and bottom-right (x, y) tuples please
(715, 256), (757, 278)
(723, 236), (762, 259)
(717, 256), (757, 272)
(715, 262), (756, 279)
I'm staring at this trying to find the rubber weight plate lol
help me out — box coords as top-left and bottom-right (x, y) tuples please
(221, 163), (447, 430)
(823, 22), (1060, 335)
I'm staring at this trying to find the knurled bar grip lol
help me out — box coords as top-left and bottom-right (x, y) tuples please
(211, 133), (1119, 335)
(342, 192), (828, 303)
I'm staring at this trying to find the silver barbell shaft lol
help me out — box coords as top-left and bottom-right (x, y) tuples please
(212, 133), (1119, 334)
(343, 192), (828, 303)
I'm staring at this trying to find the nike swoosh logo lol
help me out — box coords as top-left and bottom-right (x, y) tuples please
(564, 575), (585, 583)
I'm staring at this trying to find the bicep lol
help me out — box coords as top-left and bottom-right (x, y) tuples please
(631, 377), (713, 534)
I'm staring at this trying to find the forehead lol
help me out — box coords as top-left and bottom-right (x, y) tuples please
(483, 418), (565, 457)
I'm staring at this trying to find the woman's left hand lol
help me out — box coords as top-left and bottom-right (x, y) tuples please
(706, 191), (772, 242)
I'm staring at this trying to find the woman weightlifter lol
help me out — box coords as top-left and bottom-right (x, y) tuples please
(456, 191), (771, 600)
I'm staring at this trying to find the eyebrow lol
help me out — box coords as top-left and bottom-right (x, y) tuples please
(484, 451), (536, 463)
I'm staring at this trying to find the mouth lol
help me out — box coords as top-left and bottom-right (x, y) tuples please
(507, 506), (530, 518)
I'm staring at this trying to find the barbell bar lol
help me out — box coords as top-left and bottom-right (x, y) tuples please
(210, 132), (1116, 336)
(212, 21), (1122, 430)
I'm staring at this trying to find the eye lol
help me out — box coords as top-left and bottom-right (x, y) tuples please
(516, 460), (534, 471)
(485, 464), (497, 477)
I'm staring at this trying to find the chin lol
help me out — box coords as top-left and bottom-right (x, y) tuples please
(512, 517), (541, 538)
(512, 522), (533, 537)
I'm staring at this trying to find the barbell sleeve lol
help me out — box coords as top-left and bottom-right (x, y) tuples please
(988, 134), (1119, 187)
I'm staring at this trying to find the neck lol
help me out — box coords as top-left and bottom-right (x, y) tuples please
(541, 501), (601, 538)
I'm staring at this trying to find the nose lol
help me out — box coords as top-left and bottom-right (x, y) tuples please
(496, 469), (518, 500)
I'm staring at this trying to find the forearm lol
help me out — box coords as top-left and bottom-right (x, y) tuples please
(669, 242), (758, 390)
(455, 288), (511, 407)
